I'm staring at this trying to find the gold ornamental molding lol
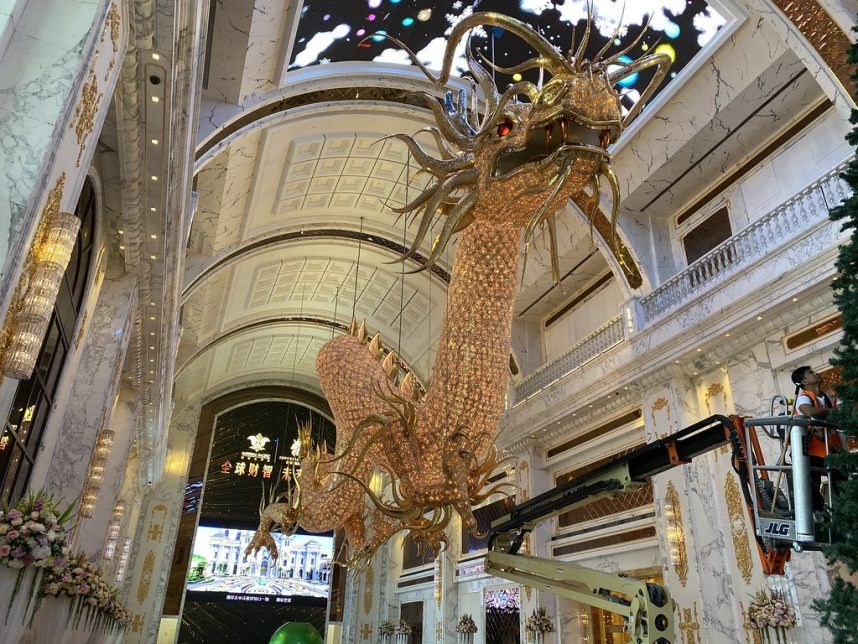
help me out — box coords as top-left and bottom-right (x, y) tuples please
(71, 64), (104, 167)
(678, 602), (702, 644)
(650, 396), (670, 428)
(363, 565), (374, 615)
(771, 0), (854, 94)
(663, 480), (688, 587)
(724, 473), (754, 584)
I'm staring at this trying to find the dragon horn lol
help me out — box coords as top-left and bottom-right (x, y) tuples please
(383, 351), (398, 380)
(369, 332), (383, 359)
(609, 52), (671, 128)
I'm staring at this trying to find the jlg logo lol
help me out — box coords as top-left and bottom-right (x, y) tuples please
(763, 522), (790, 536)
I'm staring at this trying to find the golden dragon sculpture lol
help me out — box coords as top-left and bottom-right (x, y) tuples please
(246, 11), (669, 566)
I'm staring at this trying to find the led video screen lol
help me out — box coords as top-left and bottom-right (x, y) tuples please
(186, 526), (334, 607)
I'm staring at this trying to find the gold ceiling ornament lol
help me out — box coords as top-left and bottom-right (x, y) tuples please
(249, 10), (669, 565)
(1, 174), (81, 379)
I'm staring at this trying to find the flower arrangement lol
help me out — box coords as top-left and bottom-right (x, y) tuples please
(747, 590), (796, 643)
(378, 620), (395, 636)
(456, 614), (477, 634)
(42, 552), (130, 631)
(0, 490), (72, 572)
(394, 619), (412, 635)
(525, 607), (555, 637)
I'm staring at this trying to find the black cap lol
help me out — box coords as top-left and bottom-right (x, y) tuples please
(791, 366), (811, 387)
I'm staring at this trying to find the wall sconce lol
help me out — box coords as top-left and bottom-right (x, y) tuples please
(1, 210), (80, 379)
(103, 501), (125, 560)
(115, 536), (131, 582)
(79, 430), (115, 518)
(663, 480), (688, 586)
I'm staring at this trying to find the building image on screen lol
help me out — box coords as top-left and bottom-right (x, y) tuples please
(188, 526), (333, 599)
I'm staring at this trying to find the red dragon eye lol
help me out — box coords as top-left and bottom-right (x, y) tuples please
(496, 119), (513, 137)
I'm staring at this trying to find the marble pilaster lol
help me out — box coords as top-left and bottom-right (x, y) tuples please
(36, 272), (137, 507)
(122, 392), (202, 644)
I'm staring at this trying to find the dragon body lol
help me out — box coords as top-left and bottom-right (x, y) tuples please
(247, 11), (670, 565)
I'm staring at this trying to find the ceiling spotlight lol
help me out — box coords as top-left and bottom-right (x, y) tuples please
(150, 255), (156, 260)
(119, 245), (125, 250)
(150, 234), (157, 239)
(151, 96), (159, 103)
(696, 348), (702, 352)
(118, 229), (124, 234)
(151, 139), (159, 145)
(725, 333), (730, 337)
(151, 175), (158, 181)
(791, 297), (798, 302)
(756, 316), (762, 320)
(152, 53), (160, 61)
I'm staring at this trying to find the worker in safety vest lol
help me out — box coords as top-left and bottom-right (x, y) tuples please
(790, 366), (846, 457)
(790, 366), (847, 511)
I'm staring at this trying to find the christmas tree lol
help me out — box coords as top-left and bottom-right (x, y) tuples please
(813, 26), (858, 643)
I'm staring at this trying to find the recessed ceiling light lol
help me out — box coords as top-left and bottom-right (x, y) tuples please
(756, 316), (762, 320)
(149, 359), (154, 362)
(716, 361), (721, 365)
(149, 332), (155, 336)
(791, 297), (798, 302)
(150, 255), (156, 260)
(150, 302), (155, 306)
(693, 372), (698, 375)
(152, 53), (160, 61)
(725, 333), (730, 337)
(151, 139), (159, 145)
(151, 96), (159, 103)
(150, 370), (154, 374)
(118, 229), (124, 234)
(150, 316), (155, 321)
(696, 348), (702, 352)
(150, 207), (156, 212)
(151, 175), (158, 181)
(150, 234), (157, 239)
(119, 245), (125, 250)
(150, 346), (155, 350)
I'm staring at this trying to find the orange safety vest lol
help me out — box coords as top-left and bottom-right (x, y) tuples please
(799, 390), (840, 457)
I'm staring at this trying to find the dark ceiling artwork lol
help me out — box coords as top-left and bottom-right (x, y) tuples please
(290, 0), (727, 115)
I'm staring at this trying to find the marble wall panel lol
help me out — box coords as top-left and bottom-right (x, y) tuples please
(42, 273), (137, 508)
(0, 0), (123, 294)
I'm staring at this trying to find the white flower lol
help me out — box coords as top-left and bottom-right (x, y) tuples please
(7, 559), (24, 569)
(29, 512), (40, 520)
(290, 439), (301, 456)
(0, 525), (7, 535)
(10, 518), (22, 527)
(31, 545), (51, 560)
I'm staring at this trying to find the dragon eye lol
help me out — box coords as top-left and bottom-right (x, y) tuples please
(496, 118), (513, 137)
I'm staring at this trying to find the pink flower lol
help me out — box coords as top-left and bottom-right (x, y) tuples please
(6, 530), (19, 540)
(0, 545), (10, 557)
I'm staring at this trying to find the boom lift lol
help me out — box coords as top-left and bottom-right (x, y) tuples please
(486, 412), (846, 644)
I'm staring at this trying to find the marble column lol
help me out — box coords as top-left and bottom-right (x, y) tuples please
(122, 391), (202, 644)
(514, 443), (558, 642)
(435, 515), (462, 643)
(35, 272), (137, 507)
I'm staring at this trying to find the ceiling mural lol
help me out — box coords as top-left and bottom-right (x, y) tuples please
(289, 0), (727, 114)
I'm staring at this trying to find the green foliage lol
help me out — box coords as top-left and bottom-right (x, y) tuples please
(814, 22), (858, 642)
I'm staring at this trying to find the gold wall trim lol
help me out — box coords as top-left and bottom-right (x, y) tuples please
(724, 473), (754, 584)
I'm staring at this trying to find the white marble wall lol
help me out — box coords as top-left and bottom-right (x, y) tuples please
(39, 272), (137, 509)
(0, 0), (123, 293)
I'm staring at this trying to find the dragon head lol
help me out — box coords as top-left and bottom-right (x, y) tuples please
(368, 11), (669, 281)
